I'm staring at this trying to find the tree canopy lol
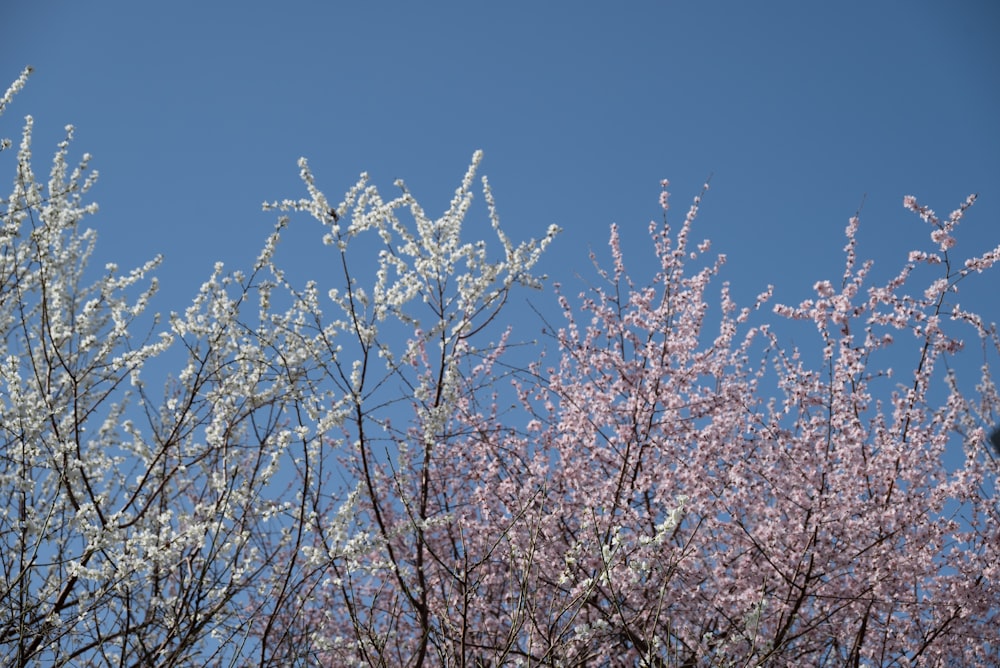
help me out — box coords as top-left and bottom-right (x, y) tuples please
(2, 67), (998, 667)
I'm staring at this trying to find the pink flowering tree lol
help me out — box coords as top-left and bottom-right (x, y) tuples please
(495, 183), (1000, 665)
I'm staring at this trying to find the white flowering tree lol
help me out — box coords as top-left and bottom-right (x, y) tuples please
(0, 68), (558, 666)
(252, 144), (559, 665)
(0, 66), (331, 666)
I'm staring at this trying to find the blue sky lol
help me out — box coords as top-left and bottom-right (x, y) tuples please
(3, 5), (998, 659)
(3, 1), (998, 365)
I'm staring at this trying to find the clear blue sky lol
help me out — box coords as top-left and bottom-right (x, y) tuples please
(3, 1), (998, 355)
(3, 5), (998, 659)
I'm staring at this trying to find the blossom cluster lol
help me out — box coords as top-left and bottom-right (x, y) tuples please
(2, 71), (997, 667)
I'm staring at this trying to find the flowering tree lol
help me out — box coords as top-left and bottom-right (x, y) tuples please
(281, 169), (998, 666)
(250, 144), (558, 665)
(2, 67), (998, 666)
(0, 66), (349, 666)
(0, 68), (560, 665)
(497, 184), (1000, 666)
